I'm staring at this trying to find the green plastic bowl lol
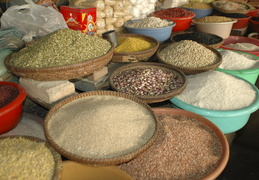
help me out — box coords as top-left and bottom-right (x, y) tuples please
(170, 77), (259, 134)
(215, 49), (259, 84)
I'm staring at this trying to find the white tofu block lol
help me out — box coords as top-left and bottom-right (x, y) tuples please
(86, 66), (108, 81)
(19, 78), (75, 104)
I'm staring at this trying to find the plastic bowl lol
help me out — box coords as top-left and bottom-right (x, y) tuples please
(220, 36), (259, 56)
(181, 7), (213, 19)
(218, 13), (250, 29)
(249, 17), (259, 33)
(151, 15), (195, 32)
(192, 18), (237, 39)
(215, 49), (259, 84)
(124, 19), (176, 42)
(0, 81), (26, 134)
(152, 107), (229, 180)
(233, 16), (251, 29)
(170, 77), (259, 134)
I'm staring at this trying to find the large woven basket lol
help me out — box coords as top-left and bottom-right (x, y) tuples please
(4, 43), (115, 81)
(0, 135), (62, 180)
(111, 33), (159, 63)
(109, 62), (187, 104)
(212, 1), (251, 14)
(44, 90), (159, 166)
(170, 31), (224, 49)
(156, 43), (223, 75)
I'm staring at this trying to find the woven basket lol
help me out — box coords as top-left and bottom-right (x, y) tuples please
(156, 43), (223, 75)
(212, 1), (251, 14)
(4, 43), (115, 81)
(44, 90), (159, 166)
(109, 62), (187, 104)
(170, 31), (224, 49)
(0, 135), (62, 180)
(111, 33), (159, 63)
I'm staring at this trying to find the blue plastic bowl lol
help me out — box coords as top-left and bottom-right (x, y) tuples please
(215, 49), (259, 85)
(170, 77), (259, 134)
(181, 7), (213, 19)
(124, 19), (176, 42)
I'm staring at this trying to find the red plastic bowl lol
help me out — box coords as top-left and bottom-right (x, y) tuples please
(220, 36), (259, 56)
(0, 81), (26, 134)
(232, 16), (251, 29)
(249, 17), (259, 33)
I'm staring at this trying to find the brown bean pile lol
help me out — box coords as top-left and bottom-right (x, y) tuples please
(111, 68), (184, 96)
(0, 84), (19, 108)
(153, 7), (195, 17)
(118, 113), (223, 180)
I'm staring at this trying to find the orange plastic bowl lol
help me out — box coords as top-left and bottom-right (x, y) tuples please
(0, 81), (26, 134)
(152, 15), (195, 32)
(150, 8), (196, 32)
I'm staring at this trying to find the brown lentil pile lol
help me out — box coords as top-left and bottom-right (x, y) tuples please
(0, 84), (19, 108)
(118, 113), (223, 180)
(0, 137), (55, 180)
(196, 16), (234, 23)
(159, 40), (219, 68)
(181, 2), (212, 9)
(112, 68), (184, 96)
(152, 7), (195, 18)
(9, 28), (112, 68)
(115, 37), (156, 53)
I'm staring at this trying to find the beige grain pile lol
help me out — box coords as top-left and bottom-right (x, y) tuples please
(47, 95), (156, 159)
(0, 137), (55, 180)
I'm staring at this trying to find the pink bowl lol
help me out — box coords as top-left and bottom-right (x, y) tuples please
(220, 36), (259, 56)
(0, 81), (26, 134)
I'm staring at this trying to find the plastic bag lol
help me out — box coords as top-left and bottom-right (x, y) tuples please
(0, 28), (24, 50)
(0, 0), (68, 40)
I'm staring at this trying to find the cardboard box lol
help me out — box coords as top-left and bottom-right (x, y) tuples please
(60, 6), (97, 35)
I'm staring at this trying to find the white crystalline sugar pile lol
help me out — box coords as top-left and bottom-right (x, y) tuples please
(219, 50), (259, 70)
(225, 43), (259, 51)
(176, 71), (256, 110)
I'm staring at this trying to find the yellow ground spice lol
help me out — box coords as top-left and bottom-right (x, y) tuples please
(115, 37), (156, 53)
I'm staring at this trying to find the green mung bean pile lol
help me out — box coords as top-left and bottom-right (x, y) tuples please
(9, 28), (112, 68)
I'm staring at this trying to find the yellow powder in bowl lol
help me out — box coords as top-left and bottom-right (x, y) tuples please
(115, 37), (156, 53)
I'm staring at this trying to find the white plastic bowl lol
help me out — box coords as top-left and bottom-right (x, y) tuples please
(192, 18), (237, 39)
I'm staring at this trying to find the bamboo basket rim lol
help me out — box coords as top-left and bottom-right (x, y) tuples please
(5, 42), (114, 72)
(43, 90), (159, 166)
(156, 42), (223, 75)
(0, 135), (62, 180)
(109, 62), (187, 103)
(4, 41), (115, 81)
(212, 1), (251, 14)
(170, 31), (224, 49)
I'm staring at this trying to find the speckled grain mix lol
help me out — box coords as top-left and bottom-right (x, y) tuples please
(118, 113), (223, 180)
(9, 28), (112, 68)
(112, 68), (184, 96)
(0, 137), (55, 180)
(159, 40), (218, 68)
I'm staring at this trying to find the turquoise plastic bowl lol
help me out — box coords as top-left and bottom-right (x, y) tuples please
(215, 49), (259, 85)
(124, 19), (176, 42)
(170, 78), (259, 134)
